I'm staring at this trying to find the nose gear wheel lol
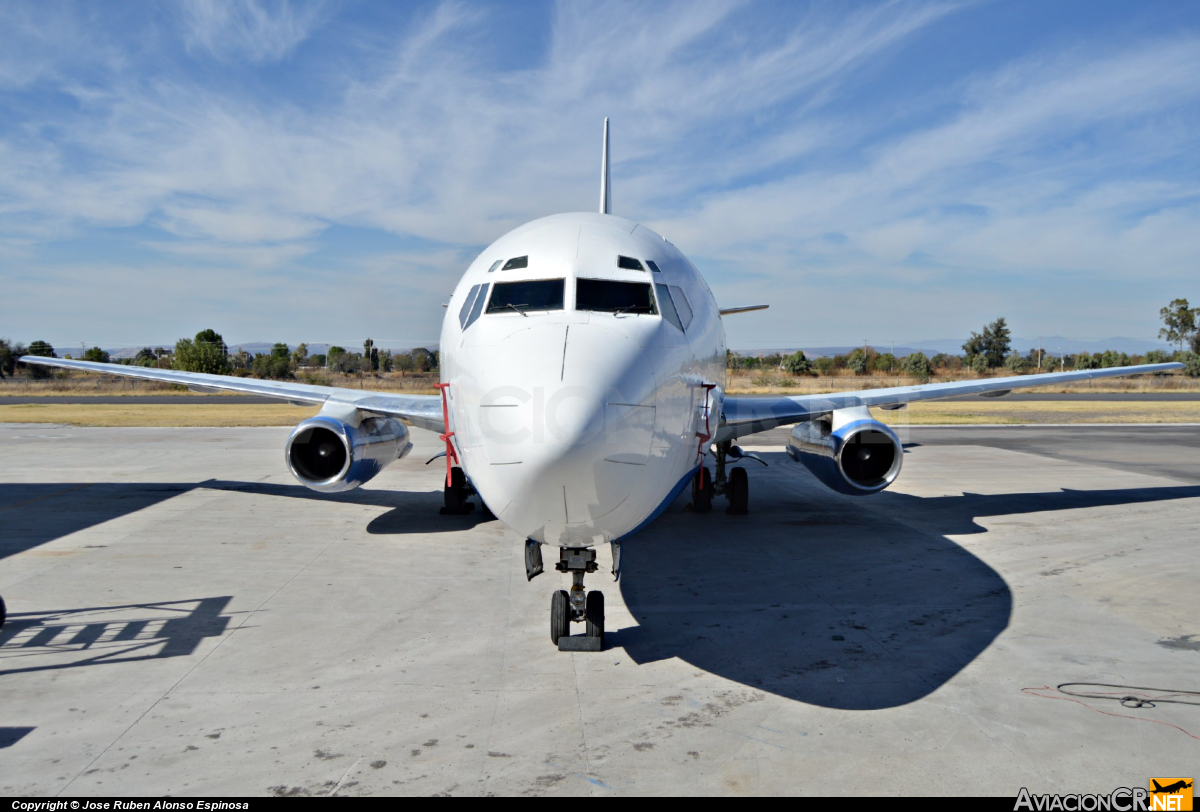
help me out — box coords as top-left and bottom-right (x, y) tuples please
(552, 547), (605, 651)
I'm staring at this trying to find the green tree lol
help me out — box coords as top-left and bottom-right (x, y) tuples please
(1004, 351), (1027, 373)
(0, 339), (17, 378)
(847, 348), (868, 375)
(251, 347), (292, 380)
(82, 346), (110, 363)
(173, 329), (231, 374)
(971, 353), (989, 374)
(1144, 349), (1169, 364)
(1158, 298), (1197, 351)
(814, 356), (835, 376)
(292, 343), (309, 368)
(781, 350), (812, 376)
(24, 340), (55, 379)
(1074, 352), (1097, 371)
(1183, 352), (1200, 378)
(326, 346), (349, 373)
(872, 352), (896, 373)
(411, 347), (434, 373)
(963, 318), (1012, 369)
(901, 352), (932, 381)
(134, 347), (156, 367)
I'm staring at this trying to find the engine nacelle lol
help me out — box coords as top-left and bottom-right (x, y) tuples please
(786, 407), (902, 495)
(286, 413), (412, 493)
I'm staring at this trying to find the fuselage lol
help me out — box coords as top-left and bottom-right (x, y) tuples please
(438, 212), (725, 546)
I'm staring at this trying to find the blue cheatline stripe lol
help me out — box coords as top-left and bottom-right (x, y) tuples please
(618, 462), (702, 541)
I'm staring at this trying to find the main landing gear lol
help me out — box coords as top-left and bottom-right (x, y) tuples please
(692, 440), (765, 515)
(549, 547), (605, 651)
(439, 465), (495, 518)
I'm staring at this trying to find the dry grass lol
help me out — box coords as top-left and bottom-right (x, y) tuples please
(725, 369), (1199, 395)
(2, 369), (1194, 398)
(874, 400), (1200, 425)
(0, 403), (320, 427)
(2, 399), (1199, 428)
(0, 371), (440, 397)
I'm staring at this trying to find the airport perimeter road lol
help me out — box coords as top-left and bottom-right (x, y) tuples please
(2, 425), (1198, 795)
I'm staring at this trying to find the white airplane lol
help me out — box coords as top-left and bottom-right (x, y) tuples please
(18, 119), (1184, 649)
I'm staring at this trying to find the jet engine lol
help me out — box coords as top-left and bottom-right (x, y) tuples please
(286, 414), (412, 493)
(786, 407), (902, 495)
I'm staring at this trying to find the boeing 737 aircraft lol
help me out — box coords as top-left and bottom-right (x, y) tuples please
(17, 120), (1184, 648)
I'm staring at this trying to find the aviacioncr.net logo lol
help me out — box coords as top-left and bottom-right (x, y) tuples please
(1015, 782), (1193, 812)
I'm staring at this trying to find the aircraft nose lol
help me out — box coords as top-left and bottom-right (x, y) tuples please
(470, 321), (656, 543)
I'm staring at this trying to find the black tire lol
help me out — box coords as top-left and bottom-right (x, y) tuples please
(443, 466), (467, 513)
(0, 594), (5, 629)
(727, 466), (749, 515)
(550, 590), (570, 645)
(585, 591), (604, 642)
(692, 466), (713, 514)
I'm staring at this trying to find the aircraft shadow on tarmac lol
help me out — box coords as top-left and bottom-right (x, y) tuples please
(611, 461), (1200, 711)
(0, 597), (233, 678)
(0, 480), (491, 560)
(3, 475), (1198, 706)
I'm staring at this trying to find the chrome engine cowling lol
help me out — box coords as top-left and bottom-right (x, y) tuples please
(786, 407), (902, 495)
(286, 413), (412, 493)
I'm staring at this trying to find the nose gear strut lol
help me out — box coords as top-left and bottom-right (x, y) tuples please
(551, 547), (605, 651)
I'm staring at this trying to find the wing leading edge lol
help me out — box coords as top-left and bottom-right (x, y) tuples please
(18, 356), (445, 433)
(718, 362), (1185, 442)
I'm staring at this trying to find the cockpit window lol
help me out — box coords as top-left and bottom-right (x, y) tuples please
(459, 284), (481, 328)
(459, 283), (489, 330)
(655, 284), (683, 331)
(486, 279), (564, 314)
(577, 279), (658, 315)
(646, 260), (662, 273)
(669, 285), (693, 329)
(487, 260), (503, 273)
(617, 255), (645, 271)
(501, 256), (528, 271)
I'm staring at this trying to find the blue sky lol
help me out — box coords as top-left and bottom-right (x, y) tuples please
(2, 0), (1199, 350)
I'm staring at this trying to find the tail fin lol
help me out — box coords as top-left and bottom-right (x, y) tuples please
(1153, 781), (1164, 791)
(599, 117), (611, 215)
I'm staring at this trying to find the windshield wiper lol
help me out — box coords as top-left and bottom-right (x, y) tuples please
(502, 303), (529, 317)
(611, 305), (649, 318)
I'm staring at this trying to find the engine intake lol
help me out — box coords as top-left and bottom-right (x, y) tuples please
(286, 414), (412, 493)
(787, 410), (902, 495)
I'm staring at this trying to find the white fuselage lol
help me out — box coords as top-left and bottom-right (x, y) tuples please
(438, 212), (725, 547)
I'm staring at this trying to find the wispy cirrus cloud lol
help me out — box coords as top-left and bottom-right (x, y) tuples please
(2, 0), (1199, 347)
(178, 0), (326, 63)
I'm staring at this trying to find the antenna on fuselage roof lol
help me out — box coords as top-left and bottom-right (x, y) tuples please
(599, 117), (611, 215)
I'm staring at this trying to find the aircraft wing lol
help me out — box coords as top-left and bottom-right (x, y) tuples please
(717, 362), (1185, 442)
(18, 356), (445, 433)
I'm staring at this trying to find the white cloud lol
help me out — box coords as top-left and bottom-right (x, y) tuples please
(179, 0), (325, 63)
(3, 1), (1199, 344)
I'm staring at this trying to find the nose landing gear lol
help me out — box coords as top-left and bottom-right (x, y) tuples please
(551, 547), (604, 651)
